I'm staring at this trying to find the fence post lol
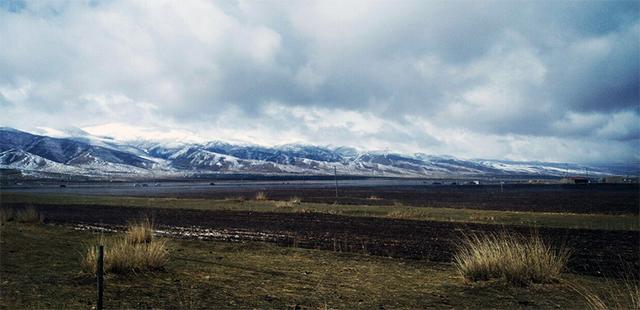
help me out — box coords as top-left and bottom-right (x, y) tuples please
(97, 245), (104, 310)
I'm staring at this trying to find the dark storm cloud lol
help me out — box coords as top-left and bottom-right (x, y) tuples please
(0, 0), (638, 162)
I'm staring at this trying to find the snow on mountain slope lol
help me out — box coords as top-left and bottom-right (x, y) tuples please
(1, 149), (79, 173)
(1, 128), (636, 178)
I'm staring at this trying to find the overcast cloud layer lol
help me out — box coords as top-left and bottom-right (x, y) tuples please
(1, 0), (638, 163)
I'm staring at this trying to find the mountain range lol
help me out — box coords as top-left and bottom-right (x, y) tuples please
(0, 127), (636, 179)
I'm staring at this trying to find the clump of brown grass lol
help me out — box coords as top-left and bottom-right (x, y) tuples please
(453, 231), (570, 286)
(255, 191), (268, 201)
(274, 196), (302, 209)
(81, 218), (168, 275)
(125, 218), (154, 244)
(0, 208), (15, 224)
(14, 206), (43, 224)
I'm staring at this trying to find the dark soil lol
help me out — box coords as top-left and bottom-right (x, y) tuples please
(6, 203), (638, 278)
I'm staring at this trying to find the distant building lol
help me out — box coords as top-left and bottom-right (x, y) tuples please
(560, 177), (589, 184)
(528, 179), (553, 184)
(601, 176), (639, 184)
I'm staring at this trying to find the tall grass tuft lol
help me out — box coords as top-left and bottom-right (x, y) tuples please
(14, 206), (44, 224)
(274, 196), (302, 209)
(255, 191), (268, 201)
(125, 218), (154, 244)
(453, 231), (570, 286)
(0, 208), (15, 224)
(80, 234), (108, 274)
(289, 196), (301, 204)
(571, 273), (640, 310)
(81, 219), (168, 274)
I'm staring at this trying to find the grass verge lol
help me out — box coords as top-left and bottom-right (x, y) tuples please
(2, 193), (638, 231)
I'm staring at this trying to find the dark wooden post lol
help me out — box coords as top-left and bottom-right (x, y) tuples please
(97, 245), (104, 310)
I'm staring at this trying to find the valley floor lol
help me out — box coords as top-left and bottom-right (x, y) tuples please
(1, 190), (638, 308)
(0, 222), (622, 309)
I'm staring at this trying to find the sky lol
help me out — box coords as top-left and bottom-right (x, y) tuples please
(0, 0), (638, 163)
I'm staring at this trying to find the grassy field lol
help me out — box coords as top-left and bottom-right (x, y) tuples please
(2, 193), (638, 231)
(0, 221), (623, 309)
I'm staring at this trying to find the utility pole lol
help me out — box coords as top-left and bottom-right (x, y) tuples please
(585, 167), (589, 184)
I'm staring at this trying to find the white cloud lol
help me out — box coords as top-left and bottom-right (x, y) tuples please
(0, 0), (637, 163)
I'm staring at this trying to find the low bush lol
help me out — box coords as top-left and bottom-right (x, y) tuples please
(453, 231), (569, 286)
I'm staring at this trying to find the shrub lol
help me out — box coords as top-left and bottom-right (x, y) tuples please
(14, 207), (43, 224)
(453, 231), (569, 286)
(255, 192), (268, 201)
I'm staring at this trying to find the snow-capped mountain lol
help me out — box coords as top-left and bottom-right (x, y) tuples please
(0, 127), (636, 179)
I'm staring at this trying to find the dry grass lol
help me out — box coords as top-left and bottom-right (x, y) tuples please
(274, 201), (294, 209)
(274, 196), (302, 209)
(0, 208), (15, 224)
(453, 231), (570, 286)
(572, 274), (640, 310)
(81, 238), (168, 274)
(255, 191), (268, 201)
(224, 196), (246, 202)
(81, 219), (168, 274)
(125, 218), (154, 244)
(14, 207), (43, 224)
(386, 209), (414, 219)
